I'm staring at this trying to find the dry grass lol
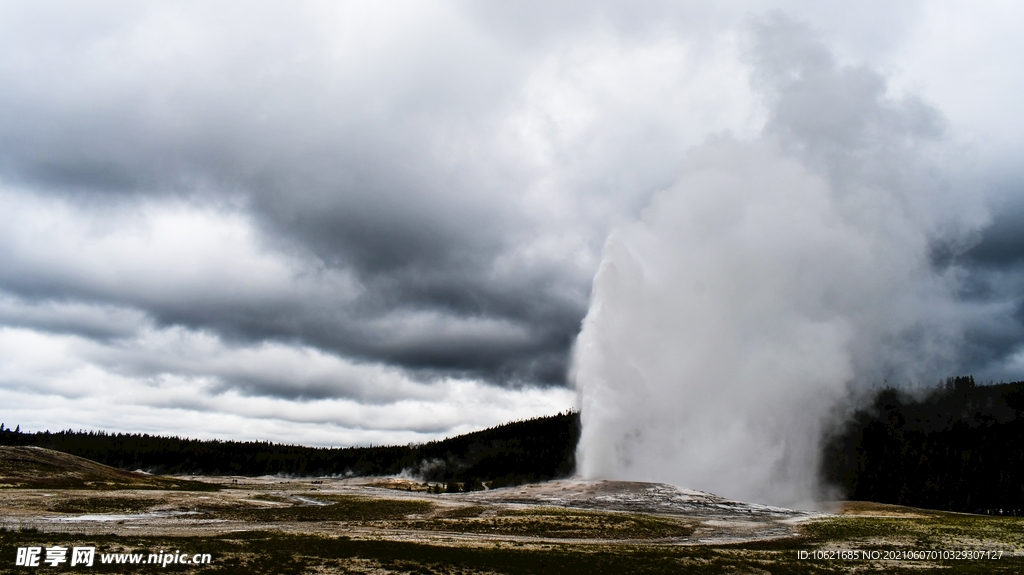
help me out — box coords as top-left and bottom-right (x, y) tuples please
(0, 446), (216, 491)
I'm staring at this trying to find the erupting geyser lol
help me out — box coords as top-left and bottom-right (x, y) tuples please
(571, 17), (986, 508)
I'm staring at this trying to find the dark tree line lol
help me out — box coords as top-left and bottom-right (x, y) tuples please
(821, 377), (1024, 515)
(0, 411), (580, 489)
(8, 379), (1024, 514)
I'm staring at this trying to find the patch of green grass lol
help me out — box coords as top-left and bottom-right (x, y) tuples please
(413, 506), (694, 540)
(46, 496), (162, 514)
(801, 513), (1024, 551)
(248, 494), (293, 504)
(0, 473), (217, 492)
(437, 505), (488, 519)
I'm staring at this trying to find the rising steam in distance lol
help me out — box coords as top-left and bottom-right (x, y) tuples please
(572, 15), (987, 507)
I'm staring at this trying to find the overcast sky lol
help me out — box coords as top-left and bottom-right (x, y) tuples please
(1, 1), (1023, 446)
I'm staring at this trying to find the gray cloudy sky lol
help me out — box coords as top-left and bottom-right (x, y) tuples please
(1, 1), (1023, 446)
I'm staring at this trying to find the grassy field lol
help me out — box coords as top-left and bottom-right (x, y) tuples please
(3, 515), (1023, 574)
(3, 447), (1023, 574)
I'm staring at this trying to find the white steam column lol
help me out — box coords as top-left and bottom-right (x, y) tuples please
(571, 17), (985, 508)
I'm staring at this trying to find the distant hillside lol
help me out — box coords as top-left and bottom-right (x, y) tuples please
(19, 381), (1022, 513)
(821, 377), (1024, 515)
(0, 412), (580, 489)
(0, 445), (216, 490)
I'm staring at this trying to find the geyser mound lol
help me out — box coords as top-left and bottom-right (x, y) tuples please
(571, 16), (984, 508)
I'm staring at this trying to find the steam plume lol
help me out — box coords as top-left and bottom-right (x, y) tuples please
(572, 16), (984, 507)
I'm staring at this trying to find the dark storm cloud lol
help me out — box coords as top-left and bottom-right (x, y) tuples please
(965, 200), (1024, 268)
(0, 1), (603, 387)
(0, 294), (146, 341)
(947, 194), (1024, 380)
